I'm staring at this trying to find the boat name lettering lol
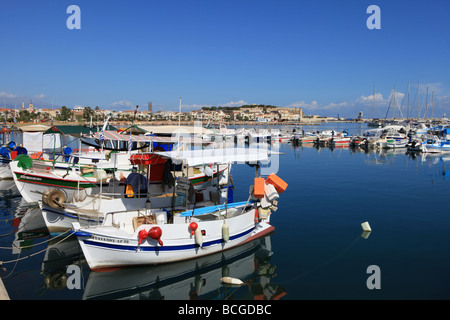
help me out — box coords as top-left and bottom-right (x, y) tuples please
(91, 235), (129, 244)
(22, 176), (42, 181)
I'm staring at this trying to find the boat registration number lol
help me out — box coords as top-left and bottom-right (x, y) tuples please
(91, 235), (130, 244)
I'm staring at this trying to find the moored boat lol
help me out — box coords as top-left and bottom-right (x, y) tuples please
(71, 148), (287, 270)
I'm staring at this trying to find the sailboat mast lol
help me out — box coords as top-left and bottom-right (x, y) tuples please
(372, 85), (375, 119)
(178, 97), (181, 148)
(431, 91), (434, 119)
(393, 85), (396, 119)
(407, 81), (410, 119)
(418, 81), (420, 119)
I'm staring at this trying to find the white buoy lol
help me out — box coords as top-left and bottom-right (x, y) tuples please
(221, 277), (244, 285)
(361, 221), (372, 232)
(222, 221), (229, 242)
(194, 227), (203, 248)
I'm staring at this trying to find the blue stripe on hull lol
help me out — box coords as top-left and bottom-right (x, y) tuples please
(81, 226), (255, 252)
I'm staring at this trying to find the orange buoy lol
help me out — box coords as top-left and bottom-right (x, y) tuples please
(253, 177), (265, 198)
(265, 173), (288, 194)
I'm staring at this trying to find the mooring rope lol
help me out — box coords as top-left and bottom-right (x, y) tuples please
(0, 229), (73, 256)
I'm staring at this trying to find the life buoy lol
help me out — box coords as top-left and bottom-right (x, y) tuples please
(42, 189), (66, 209)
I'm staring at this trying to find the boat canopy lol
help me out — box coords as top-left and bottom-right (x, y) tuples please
(154, 147), (270, 166)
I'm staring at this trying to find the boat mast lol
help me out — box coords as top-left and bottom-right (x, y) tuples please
(178, 97), (181, 150)
(407, 81), (410, 119)
(431, 91), (434, 119)
(372, 85), (375, 120)
(393, 85), (396, 119)
(425, 86), (429, 119)
(418, 81), (420, 119)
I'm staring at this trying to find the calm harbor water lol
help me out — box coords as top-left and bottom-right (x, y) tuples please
(1, 122), (450, 300)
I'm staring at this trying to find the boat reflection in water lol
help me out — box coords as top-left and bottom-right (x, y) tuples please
(82, 235), (285, 300)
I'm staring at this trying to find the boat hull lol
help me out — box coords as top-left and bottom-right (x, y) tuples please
(11, 167), (99, 203)
(73, 209), (274, 270)
(41, 205), (104, 234)
(386, 139), (407, 149)
(422, 144), (450, 153)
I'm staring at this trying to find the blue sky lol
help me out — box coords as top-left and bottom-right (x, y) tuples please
(1, 0), (449, 118)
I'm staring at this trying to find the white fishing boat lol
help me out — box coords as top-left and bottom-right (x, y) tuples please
(375, 126), (408, 149)
(11, 131), (218, 204)
(328, 131), (351, 147)
(385, 132), (408, 149)
(420, 127), (450, 153)
(297, 134), (319, 144)
(204, 124), (236, 142)
(329, 136), (351, 147)
(71, 147), (287, 270)
(10, 149), (136, 204)
(246, 129), (271, 143)
(422, 140), (450, 153)
(270, 129), (292, 143)
(81, 235), (275, 299)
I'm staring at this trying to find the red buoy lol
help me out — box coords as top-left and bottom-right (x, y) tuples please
(138, 229), (148, 245)
(189, 222), (198, 235)
(149, 226), (163, 246)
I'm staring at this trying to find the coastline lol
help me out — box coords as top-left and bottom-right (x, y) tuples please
(11, 120), (365, 128)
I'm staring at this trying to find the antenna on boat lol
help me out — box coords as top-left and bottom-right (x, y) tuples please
(177, 97), (181, 155)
